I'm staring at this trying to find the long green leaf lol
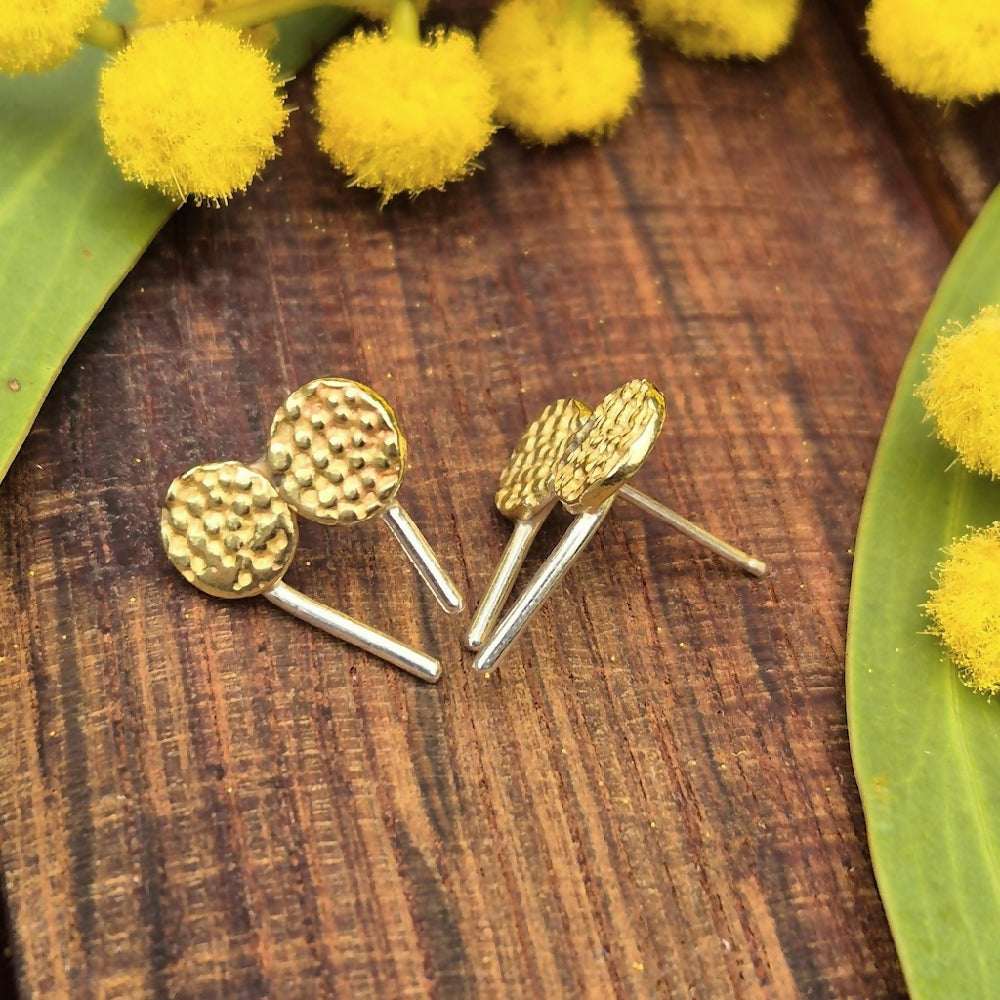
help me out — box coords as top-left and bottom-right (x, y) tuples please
(0, 7), (351, 485)
(848, 183), (1000, 999)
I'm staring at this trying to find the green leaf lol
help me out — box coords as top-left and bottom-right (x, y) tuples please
(0, 7), (352, 485)
(848, 183), (1000, 999)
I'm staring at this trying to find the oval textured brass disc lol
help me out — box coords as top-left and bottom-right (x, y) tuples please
(553, 379), (666, 514)
(494, 398), (591, 520)
(266, 377), (407, 525)
(161, 461), (297, 599)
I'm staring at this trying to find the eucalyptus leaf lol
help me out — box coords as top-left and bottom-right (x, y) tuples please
(848, 183), (1000, 999)
(0, 7), (351, 485)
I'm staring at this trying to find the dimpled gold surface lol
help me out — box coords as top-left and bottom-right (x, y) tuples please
(494, 398), (591, 520)
(161, 461), (297, 599)
(553, 379), (666, 513)
(266, 378), (406, 525)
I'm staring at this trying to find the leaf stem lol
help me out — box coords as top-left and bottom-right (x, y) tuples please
(388, 0), (420, 43)
(209, 0), (346, 29)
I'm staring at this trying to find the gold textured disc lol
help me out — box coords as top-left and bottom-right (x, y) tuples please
(553, 379), (666, 514)
(495, 398), (590, 520)
(266, 378), (407, 525)
(161, 461), (297, 599)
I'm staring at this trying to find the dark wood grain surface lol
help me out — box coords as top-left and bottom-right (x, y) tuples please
(2, 3), (998, 997)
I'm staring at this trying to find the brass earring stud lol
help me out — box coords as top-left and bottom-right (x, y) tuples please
(161, 460), (441, 682)
(464, 397), (584, 651)
(264, 377), (464, 615)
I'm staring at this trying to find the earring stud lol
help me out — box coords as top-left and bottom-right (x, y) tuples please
(465, 397), (583, 651)
(161, 461), (442, 682)
(470, 380), (766, 672)
(264, 377), (464, 615)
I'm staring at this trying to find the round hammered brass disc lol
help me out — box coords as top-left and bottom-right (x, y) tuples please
(266, 378), (406, 525)
(495, 398), (590, 520)
(161, 461), (297, 599)
(553, 379), (666, 514)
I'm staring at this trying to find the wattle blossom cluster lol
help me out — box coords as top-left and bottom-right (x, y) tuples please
(1, 0), (996, 203)
(0, 0), (800, 204)
(917, 307), (1000, 696)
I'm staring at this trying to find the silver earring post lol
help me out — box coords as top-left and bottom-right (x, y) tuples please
(381, 501), (465, 614)
(465, 512), (554, 651)
(264, 581), (440, 682)
(617, 484), (766, 577)
(472, 498), (613, 672)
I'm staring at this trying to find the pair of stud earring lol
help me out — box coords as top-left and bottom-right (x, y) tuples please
(465, 379), (766, 674)
(161, 377), (766, 684)
(161, 377), (462, 684)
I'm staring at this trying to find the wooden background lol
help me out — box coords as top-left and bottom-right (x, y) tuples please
(2, 2), (999, 997)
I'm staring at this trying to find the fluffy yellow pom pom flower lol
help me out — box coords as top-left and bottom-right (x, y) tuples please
(313, 27), (496, 201)
(867, 0), (1000, 102)
(0, 0), (105, 75)
(925, 523), (1000, 697)
(916, 306), (1000, 478)
(637, 0), (800, 59)
(99, 20), (287, 202)
(479, 0), (641, 144)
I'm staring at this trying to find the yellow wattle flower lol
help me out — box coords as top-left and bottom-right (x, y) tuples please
(313, 26), (496, 201)
(926, 523), (1000, 697)
(98, 20), (287, 202)
(637, 0), (800, 59)
(916, 306), (1000, 478)
(866, 0), (1000, 102)
(479, 0), (641, 145)
(0, 0), (105, 75)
